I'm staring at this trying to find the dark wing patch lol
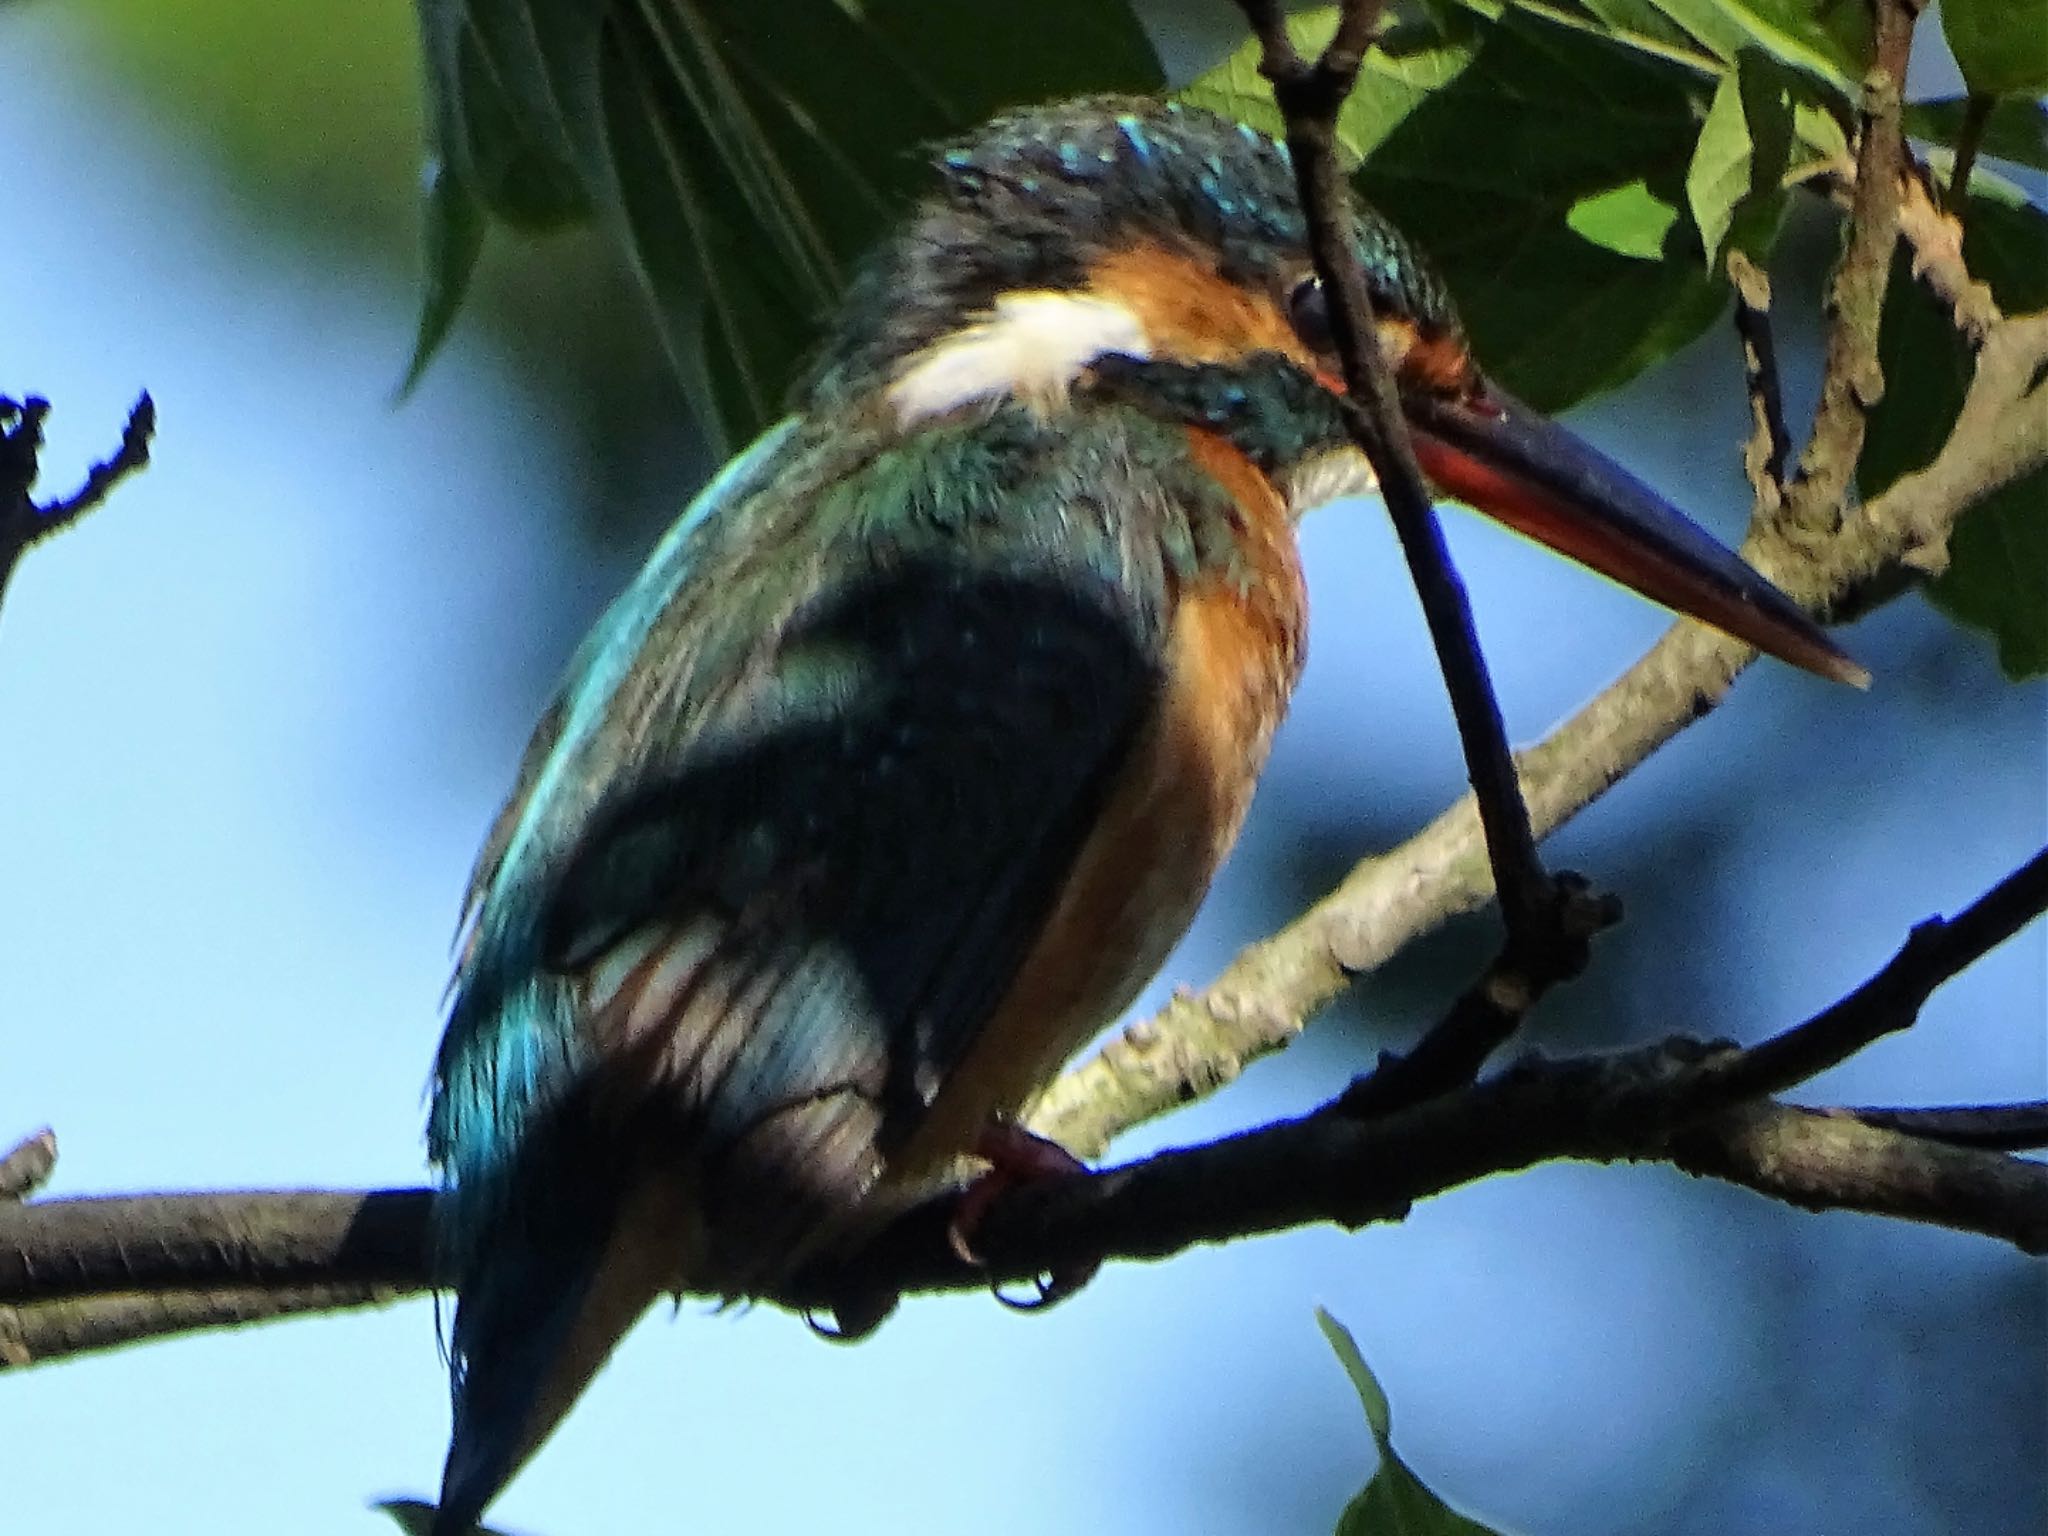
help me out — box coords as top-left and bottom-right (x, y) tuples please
(433, 398), (1231, 1290)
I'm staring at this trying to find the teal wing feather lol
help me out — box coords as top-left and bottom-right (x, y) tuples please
(426, 399), (1240, 1531)
(428, 415), (799, 1240)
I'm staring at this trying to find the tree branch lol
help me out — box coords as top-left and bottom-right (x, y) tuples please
(1785, 0), (1913, 515)
(7, 1071), (2042, 1368)
(1, 1284), (399, 1367)
(1939, 94), (1992, 213)
(1670, 1102), (2047, 1242)
(6, 852), (2041, 1365)
(0, 392), (155, 621)
(1334, 873), (1620, 1121)
(1685, 847), (2048, 1107)
(1896, 163), (2003, 347)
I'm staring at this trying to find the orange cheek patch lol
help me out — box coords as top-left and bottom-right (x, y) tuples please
(1402, 330), (1477, 395)
(1087, 244), (1313, 370)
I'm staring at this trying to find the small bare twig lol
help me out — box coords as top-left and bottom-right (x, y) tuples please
(1685, 846), (2048, 1108)
(0, 392), (156, 619)
(1896, 165), (2004, 347)
(0, 1130), (57, 1202)
(1336, 876), (1622, 1120)
(1727, 248), (1791, 504)
(1942, 93), (1993, 212)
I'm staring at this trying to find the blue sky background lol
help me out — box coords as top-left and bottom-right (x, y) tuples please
(2, 5), (2042, 1535)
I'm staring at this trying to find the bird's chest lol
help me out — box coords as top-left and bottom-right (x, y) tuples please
(895, 429), (1306, 1172)
(1042, 427), (1309, 1025)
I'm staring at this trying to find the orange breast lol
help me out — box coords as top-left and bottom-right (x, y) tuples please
(889, 429), (1309, 1179)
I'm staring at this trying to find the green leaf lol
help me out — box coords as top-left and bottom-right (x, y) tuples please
(1176, 4), (1485, 164)
(1316, 1310), (1508, 1536)
(1693, 0), (1868, 92)
(1860, 188), (2048, 678)
(1627, 0), (1753, 64)
(1359, 10), (1730, 409)
(1942, 0), (2048, 98)
(401, 153), (487, 395)
(1574, 0), (1721, 62)
(1448, 0), (1864, 92)
(414, 0), (591, 229)
(1566, 179), (1682, 259)
(1687, 66), (1753, 257)
(1316, 1306), (1394, 1440)
(1685, 52), (1788, 262)
(1934, 471), (2048, 678)
(1787, 92), (1851, 181)
(1907, 96), (2048, 175)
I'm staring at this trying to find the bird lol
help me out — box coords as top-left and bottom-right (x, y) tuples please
(422, 94), (1863, 1533)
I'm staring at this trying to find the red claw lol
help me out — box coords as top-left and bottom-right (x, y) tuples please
(948, 1122), (1099, 1309)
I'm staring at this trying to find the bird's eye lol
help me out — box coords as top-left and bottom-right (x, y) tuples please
(1287, 274), (1335, 353)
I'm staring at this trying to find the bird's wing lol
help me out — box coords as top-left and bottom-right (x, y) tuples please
(423, 400), (1268, 1534)
(429, 400), (1250, 1266)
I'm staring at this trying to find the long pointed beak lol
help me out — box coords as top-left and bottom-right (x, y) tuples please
(1402, 384), (1869, 688)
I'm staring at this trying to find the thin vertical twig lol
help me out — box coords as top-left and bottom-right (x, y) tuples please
(1942, 93), (1992, 211)
(1727, 249), (1791, 504)
(1230, 0), (1591, 990)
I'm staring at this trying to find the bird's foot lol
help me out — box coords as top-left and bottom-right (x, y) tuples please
(805, 1285), (900, 1343)
(948, 1121), (1098, 1311)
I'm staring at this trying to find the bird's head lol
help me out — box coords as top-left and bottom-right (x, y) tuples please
(803, 97), (1862, 686)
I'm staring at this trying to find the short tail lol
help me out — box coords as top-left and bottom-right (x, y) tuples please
(431, 1177), (684, 1536)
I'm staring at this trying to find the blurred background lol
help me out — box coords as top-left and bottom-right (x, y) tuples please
(1, 3), (2040, 1533)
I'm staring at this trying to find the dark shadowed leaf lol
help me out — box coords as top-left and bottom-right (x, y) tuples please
(1942, 0), (2048, 98)
(1315, 1309), (1509, 1536)
(410, 0), (1164, 443)
(1450, 0), (1865, 91)
(1861, 187), (2048, 678)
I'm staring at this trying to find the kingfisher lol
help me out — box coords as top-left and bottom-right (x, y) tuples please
(423, 95), (1861, 1533)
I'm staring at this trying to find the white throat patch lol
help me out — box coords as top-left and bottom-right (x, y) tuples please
(1285, 444), (1380, 518)
(889, 291), (1151, 427)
